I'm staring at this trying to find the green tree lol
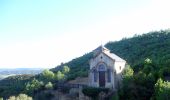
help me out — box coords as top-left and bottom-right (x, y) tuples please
(55, 71), (64, 80)
(122, 65), (134, 79)
(119, 65), (134, 100)
(45, 82), (53, 90)
(155, 78), (170, 100)
(145, 58), (152, 64)
(26, 78), (44, 94)
(62, 66), (70, 74)
(42, 69), (55, 81)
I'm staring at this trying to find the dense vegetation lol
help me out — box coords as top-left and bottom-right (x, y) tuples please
(0, 66), (69, 99)
(82, 87), (109, 100)
(0, 30), (170, 99)
(51, 53), (93, 80)
(0, 75), (34, 98)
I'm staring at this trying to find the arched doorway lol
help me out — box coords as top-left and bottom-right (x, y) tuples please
(98, 64), (106, 87)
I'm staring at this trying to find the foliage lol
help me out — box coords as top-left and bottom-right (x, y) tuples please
(159, 67), (170, 79)
(119, 59), (157, 100)
(82, 87), (109, 99)
(52, 53), (93, 80)
(0, 75), (33, 98)
(105, 30), (170, 67)
(145, 58), (152, 64)
(122, 65), (134, 79)
(154, 78), (170, 100)
(7, 94), (32, 100)
(111, 92), (119, 100)
(45, 82), (53, 90)
(41, 69), (55, 81)
(0, 97), (3, 100)
(25, 78), (44, 95)
(119, 66), (134, 100)
(62, 66), (70, 74)
(55, 71), (65, 80)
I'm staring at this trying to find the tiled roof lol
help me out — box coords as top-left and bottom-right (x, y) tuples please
(93, 45), (126, 62)
(93, 45), (110, 53)
(104, 52), (126, 62)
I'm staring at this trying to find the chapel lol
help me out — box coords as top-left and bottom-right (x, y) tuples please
(89, 45), (126, 90)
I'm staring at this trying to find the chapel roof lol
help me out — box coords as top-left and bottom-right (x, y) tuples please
(93, 45), (110, 53)
(93, 45), (126, 62)
(104, 51), (126, 62)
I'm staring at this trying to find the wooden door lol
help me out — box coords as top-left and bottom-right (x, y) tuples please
(99, 71), (105, 87)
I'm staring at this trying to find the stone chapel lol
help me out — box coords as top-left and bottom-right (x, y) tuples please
(88, 45), (126, 90)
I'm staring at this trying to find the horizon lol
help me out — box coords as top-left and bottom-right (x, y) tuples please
(0, 0), (170, 69)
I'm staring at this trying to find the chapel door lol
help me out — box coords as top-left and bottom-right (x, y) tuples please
(99, 71), (105, 87)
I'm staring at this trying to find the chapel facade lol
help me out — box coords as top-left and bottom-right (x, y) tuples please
(88, 45), (126, 90)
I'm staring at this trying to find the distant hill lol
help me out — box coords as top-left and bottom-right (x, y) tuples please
(0, 68), (43, 80)
(52, 30), (170, 79)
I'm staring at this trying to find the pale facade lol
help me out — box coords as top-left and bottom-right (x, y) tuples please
(89, 46), (126, 90)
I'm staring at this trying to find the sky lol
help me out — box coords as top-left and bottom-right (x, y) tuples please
(0, 0), (170, 68)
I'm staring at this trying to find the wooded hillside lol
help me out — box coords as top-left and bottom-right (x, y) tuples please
(52, 30), (170, 80)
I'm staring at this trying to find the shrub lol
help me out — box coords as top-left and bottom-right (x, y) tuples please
(7, 94), (32, 100)
(154, 78), (170, 100)
(45, 82), (53, 90)
(82, 87), (109, 99)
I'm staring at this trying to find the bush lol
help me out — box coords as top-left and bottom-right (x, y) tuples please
(7, 94), (32, 100)
(45, 82), (53, 90)
(110, 92), (119, 100)
(25, 78), (44, 95)
(154, 78), (170, 100)
(82, 87), (109, 99)
(41, 69), (55, 81)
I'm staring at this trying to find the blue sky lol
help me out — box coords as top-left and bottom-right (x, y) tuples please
(0, 0), (170, 68)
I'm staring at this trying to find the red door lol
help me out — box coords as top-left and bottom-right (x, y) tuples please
(99, 71), (105, 87)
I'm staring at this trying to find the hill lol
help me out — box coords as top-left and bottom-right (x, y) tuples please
(1, 30), (170, 99)
(52, 30), (170, 80)
(105, 30), (170, 67)
(0, 68), (43, 80)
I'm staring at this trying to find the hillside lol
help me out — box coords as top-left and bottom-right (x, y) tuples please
(105, 30), (170, 67)
(1, 30), (170, 99)
(52, 30), (170, 79)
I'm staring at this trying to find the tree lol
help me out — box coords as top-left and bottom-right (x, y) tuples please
(145, 58), (152, 64)
(42, 69), (55, 81)
(26, 78), (44, 94)
(155, 78), (170, 100)
(119, 65), (134, 100)
(122, 65), (134, 79)
(62, 66), (70, 74)
(8, 94), (32, 100)
(55, 71), (64, 80)
(45, 82), (53, 89)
